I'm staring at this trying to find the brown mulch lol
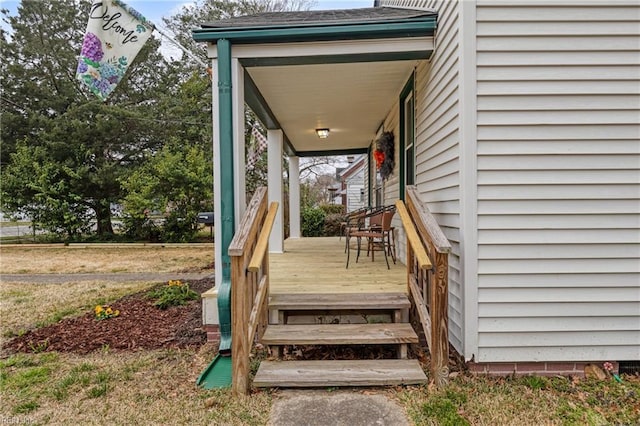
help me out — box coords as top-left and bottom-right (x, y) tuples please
(3, 279), (213, 355)
(3, 277), (465, 374)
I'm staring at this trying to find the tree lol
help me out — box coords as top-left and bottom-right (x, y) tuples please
(1, 142), (92, 240)
(120, 142), (213, 242)
(1, 0), (176, 237)
(1, 0), (315, 241)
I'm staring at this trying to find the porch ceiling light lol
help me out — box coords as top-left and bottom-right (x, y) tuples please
(315, 128), (330, 139)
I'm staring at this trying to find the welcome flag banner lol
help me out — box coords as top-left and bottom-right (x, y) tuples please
(76, 0), (154, 101)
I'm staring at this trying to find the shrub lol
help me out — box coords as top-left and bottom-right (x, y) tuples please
(120, 214), (161, 242)
(323, 213), (344, 237)
(147, 280), (198, 309)
(319, 204), (345, 216)
(161, 212), (197, 243)
(301, 207), (325, 237)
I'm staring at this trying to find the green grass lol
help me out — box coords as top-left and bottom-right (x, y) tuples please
(398, 374), (640, 426)
(0, 348), (273, 425)
(418, 391), (470, 426)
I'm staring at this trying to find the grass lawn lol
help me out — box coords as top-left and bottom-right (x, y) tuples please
(0, 246), (213, 274)
(1, 349), (273, 425)
(1, 247), (638, 425)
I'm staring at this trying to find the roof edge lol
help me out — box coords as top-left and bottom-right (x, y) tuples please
(193, 17), (436, 44)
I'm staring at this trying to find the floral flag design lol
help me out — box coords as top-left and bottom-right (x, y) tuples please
(76, 0), (154, 101)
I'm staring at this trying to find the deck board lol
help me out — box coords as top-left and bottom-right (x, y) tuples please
(261, 323), (418, 345)
(253, 359), (428, 387)
(269, 292), (410, 310)
(270, 237), (406, 294)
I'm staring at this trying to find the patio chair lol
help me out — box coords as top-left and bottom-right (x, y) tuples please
(342, 207), (371, 253)
(346, 206), (396, 270)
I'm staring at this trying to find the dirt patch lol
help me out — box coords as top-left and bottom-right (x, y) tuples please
(3, 279), (213, 355)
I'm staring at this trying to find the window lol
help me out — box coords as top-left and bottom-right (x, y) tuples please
(400, 73), (415, 199)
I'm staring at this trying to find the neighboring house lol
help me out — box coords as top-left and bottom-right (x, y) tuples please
(339, 155), (366, 212)
(193, 0), (639, 378)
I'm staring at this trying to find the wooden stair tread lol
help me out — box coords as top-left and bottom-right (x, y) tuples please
(261, 323), (418, 345)
(253, 359), (428, 387)
(269, 292), (410, 310)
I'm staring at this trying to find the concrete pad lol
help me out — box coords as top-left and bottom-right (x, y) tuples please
(268, 390), (409, 426)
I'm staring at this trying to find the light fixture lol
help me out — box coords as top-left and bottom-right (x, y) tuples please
(315, 128), (330, 139)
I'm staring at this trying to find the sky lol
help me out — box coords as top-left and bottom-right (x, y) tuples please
(127, 0), (374, 24)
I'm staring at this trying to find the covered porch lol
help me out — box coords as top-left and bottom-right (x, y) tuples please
(192, 6), (449, 395)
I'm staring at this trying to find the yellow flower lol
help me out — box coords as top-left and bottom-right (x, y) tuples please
(105, 307), (113, 315)
(114, 310), (120, 316)
(95, 305), (103, 314)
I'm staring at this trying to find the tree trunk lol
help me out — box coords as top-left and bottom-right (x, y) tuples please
(94, 200), (114, 236)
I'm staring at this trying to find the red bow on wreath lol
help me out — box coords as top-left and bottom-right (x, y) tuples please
(374, 149), (385, 169)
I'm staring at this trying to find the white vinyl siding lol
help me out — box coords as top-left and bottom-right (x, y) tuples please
(344, 166), (366, 212)
(381, 0), (465, 354)
(475, 1), (640, 362)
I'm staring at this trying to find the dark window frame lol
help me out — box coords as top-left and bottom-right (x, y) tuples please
(399, 72), (416, 200)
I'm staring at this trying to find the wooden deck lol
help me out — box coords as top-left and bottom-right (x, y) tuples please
(270, 237), (406, 294)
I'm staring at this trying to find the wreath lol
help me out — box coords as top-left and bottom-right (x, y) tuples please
(374, 131), (395, 181)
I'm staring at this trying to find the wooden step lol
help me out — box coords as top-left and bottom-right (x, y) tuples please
(269, 292), (410, 324)
(253, 359), (428, 388)
(261, 323), (418, 345)
(269, 292), (410, 311)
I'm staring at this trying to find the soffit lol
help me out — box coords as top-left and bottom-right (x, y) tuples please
(247, 60), (417, 154)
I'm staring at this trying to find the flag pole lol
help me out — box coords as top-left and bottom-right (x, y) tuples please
(151, 25), (209, 69)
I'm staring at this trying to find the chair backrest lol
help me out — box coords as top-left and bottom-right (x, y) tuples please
(345, 207), (368, 229)
(381, 209), (395, 231)
(369, 211), (383, 227)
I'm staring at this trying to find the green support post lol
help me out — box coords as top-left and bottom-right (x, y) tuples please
(216, 38), (234, 356)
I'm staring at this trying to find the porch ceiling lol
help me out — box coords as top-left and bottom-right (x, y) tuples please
(194, 6), (437, 157)
(246, 60), (417, 155)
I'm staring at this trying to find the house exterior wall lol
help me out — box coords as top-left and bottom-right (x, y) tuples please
(345, 167), (366, 212)
(381, 0), (640, 364)
(474, 0), (640, 362)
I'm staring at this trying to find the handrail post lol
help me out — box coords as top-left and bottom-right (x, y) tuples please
(431, 251), (449, 387)
(403, 186), (451, 387)
(231, 254), (249, 396)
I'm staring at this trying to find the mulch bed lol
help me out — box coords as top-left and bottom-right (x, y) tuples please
(3, 278), (465, 374)
(4, 279), (213, 355)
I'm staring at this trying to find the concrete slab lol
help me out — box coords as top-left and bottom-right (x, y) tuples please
(268, 390), (410, 426)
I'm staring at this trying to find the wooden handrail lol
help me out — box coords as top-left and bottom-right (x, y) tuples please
(403, 185), (450, 387)
(395, 200), (432, 270)
(229, 187), (273, 396)
(406, 186), (451, 254)
(229, 187), (268, 256)
(248, 202), (279, 272)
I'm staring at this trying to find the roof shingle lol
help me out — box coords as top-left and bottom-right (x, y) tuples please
(201, 7), (436, 29)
